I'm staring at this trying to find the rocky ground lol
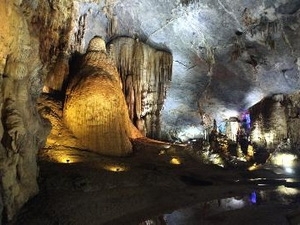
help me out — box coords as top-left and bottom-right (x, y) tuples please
(4, 95), (297, 224)
(6, 138), (300, 225)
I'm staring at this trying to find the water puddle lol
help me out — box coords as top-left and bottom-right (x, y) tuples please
(140, 185), (300, 225)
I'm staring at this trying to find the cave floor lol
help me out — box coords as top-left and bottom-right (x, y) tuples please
(9, 139), (300, 225)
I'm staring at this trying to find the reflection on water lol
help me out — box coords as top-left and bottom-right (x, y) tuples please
(140, 186), (300, 225)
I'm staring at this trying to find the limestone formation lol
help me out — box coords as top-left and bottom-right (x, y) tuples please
(64, 36), (142, 156)
(286, 91), (300, 149)
(0, 1), (50, 222)
(249, 93), (300, 150)
(109, 37), (172, 139)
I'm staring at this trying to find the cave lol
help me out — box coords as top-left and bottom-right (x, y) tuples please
(1, 0), (300, 224)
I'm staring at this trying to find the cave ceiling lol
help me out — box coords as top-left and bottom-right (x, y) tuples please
(43, 0), (300, 139)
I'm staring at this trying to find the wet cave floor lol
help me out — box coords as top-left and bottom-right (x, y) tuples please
(9, 139), (300, 225)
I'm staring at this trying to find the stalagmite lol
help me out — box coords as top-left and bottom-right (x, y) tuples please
(109, 37), (172, 139)
(63, 36), (142, 156)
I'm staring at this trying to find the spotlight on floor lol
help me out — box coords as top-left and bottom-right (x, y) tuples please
(170, 157), (181, 165)
(103, 165), (128, 172)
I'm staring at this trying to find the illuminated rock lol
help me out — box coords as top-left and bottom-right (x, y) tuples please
(250, 94), (288, 148)
(0, 1), (50, 221)
(109, 37), (172, 139)
(64, 36), (142, 156)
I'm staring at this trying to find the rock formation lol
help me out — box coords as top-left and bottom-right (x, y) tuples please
(109, 37), (172, 139)
(0, 1), (50, 222)
(250, 92), (300, 151)
(64, 36), (142, 156)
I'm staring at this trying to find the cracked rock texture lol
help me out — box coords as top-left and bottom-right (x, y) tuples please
(1, 0), (300, 222)
(25, 0), (300, 141)
(0, 0), (50, 222)
(250, 92), (300, 149)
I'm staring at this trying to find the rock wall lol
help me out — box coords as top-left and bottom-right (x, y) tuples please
(286, 91), (300, 149)
(21, 0), (75, 92)
(0, 1), (50, 222)
(250, 93), (300, 150)
(109, 37), (172, 139)
(64, 37), (142, 156)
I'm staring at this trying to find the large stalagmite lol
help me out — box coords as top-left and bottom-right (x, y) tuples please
(64, 36), (142, 156)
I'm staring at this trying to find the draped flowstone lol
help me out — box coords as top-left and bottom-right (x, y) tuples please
(108, 37), (172, 139)
(64, 37), (142, 156)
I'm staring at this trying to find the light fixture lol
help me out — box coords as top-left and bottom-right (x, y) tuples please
(103, 165), (128, 172)
(248, 163), (258, 171)
(170, 157), (181, 165)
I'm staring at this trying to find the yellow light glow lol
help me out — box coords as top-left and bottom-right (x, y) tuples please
(276, 185), (300, 196)
(42, 86), (50, 93)
(50, 154), (79, 164)
(247, 145), (254, 157)
(58, 157), (77, 164)
(170, 157), (181, 165)
(270, 153), (297, 167)
(103, 165), (128, 172)
(210, 154), (225, 167)
(248, 163), (258, 171)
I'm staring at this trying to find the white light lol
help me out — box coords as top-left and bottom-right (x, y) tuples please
(264, 132), (274, 145)
(222, 109), (239, 118)
(244, 89), (264, 108)
(277, 185), (300, 196)
(285, 167), (294, 174)
(229, 121), (239, 141)
(271, 153), (297, 167)
(177, 126), (202, 142)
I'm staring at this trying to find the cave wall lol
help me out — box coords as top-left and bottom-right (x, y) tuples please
(249, 93), (300, 150)
(22, 0), (105, 93)
(286, 91), (300, 149)
(0, 1), (50, 222)
(109, 37), (172, 139)
(21, 0), (74, 92)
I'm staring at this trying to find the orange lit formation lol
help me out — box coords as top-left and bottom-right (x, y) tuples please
(64, 37), (142, 156)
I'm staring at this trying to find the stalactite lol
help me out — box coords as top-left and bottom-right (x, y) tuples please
(44, 52), (69, 91)
(103, 0), (118, 38)
(109, 37), (172, 139)
(74, 13), (87, 52)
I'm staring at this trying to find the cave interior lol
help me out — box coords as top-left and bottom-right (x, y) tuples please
(1, 0), (300, 224)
